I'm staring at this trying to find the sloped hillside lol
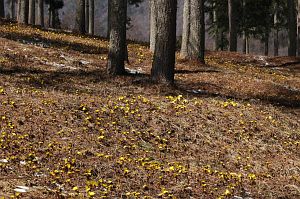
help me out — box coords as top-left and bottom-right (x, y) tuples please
(0, 21), (299, 199)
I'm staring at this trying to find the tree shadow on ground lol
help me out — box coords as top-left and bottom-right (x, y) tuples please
(1, 64), (299, 108)
(0, 29), (107, 54)
(176, 81), (300, 108)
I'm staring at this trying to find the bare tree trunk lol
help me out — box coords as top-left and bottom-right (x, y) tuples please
(228, 0), (237, 51)
(75, 0), (86, 34)
(28, 0), (35, 24)
(107, 1), (111, 38)
(180, 0), (205, 62)
(18, 0), (28, 24)
(10, 0), (16, 19)
(288, 0), (297, 56)
(88, 0), (94, 35)
(297, 0), (300, 56)
(151, 0), (177, 84)
(213, 4), (219, 51)
(0, 0), (5, 18)
(17, 0), (21, 21)
(107, 0), (127, 75)
(85, 0), (89, 32)
(264, 32), (269, 56)
(180, 0), (190, 58)
(273, 3), (279, 56)
(37, 0), (44, 27)
(246, 37), (250, 54)
(274, 29), (279, 56)
(149, 0), (157, 52)
(242, 32), (246, 54)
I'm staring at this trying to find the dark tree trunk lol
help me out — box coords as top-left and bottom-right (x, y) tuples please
(151, 0), (177, 84)
(88, 0), (94, 35)
(10, 0), (16, 19)
(149, 0), (157, 52)
(37, 0), (44, 27)
(85, 0), (89, 32)
(75, 0), (85, 34)
(107, 0), (127, 75)
(264, 32), (269, 56)
(107, 1), (111, 38)
(228, 0), (237, 51)
(0, 0), (4, 18)
(287, 0), (297, 56)
(274, 29), (279, 56)
(28, 0), (35, 24)
(297, 0), (300, 56)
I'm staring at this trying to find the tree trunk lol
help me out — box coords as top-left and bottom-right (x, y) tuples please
(264, 31), (269, 56)
(180, 0), (205, 62)
(213, 4), (219, 51)
(88, 0), (94, 35)
(18, 0), (28, 24)
(151, 0), (177, 84)
(107, 0), (127, 75)
(28, 0), (35, 24)
(297, 0), (300, 56)
(10, 0), (16, 19)
(107, 1), (111, 38)
(288, 0), (297, 56)
(17, 0), (21, 21)
(228, 0), (237, 51)
(0, 0), (4, 18)
(75, 0), (86, 34)
(37, 0), (44, 27)
(149, 0), (157, 52)
(180, 0), (190, 58)
(274, 29), (279, 56)
(85, 0), (89, 32)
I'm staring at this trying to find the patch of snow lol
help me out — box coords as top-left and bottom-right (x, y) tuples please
(126, 67), (144, 74)
(0, 159), (8, 163)
(14, 186), (30, 193)
(187, 89), (208, 94)
(80, 60), (90, 65)
(60, 54), (74, 62)
(20, 160), (26, 165)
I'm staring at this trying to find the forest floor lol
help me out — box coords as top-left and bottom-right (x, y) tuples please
(0, 20), (299, 199)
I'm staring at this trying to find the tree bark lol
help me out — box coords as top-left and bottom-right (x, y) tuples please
(297, 0), (300, 56)
(180, 0), (190, 58)
(151, 0), (177, 84)
(88, 0), (94, 35)
(75, 0), (86, 34)
(107, 0), (127, 75)
(264, 32), (269, 56)
(228, 0), (237, 51)
(180, 0), (205, 62)
(18, 0), (28, 24)
(149, 0), (157, 52)
(0, 0), (5, 18)
(37, 0), (44, 27)
(28, 0), (35, 24)
(10, 0), (16, 19)
(288, 0), (297, 56)
(85, 0), (89, 32)
(107, 1), (111, 38)
(274, 29), (279, 56)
